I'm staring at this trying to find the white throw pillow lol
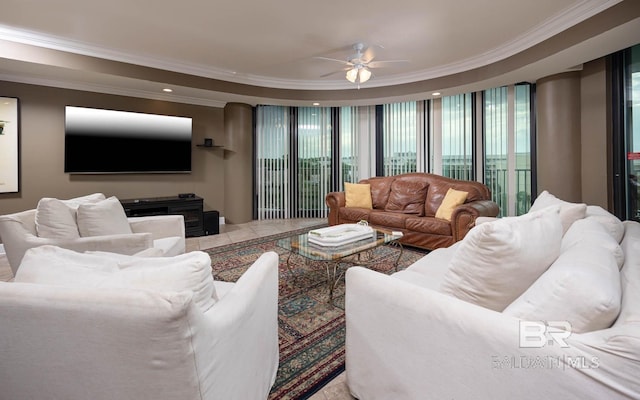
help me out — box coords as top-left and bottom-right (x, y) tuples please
(504, 244), (621, 333)
(35, 198), (81, 239)
(562, 218), (624, 269)
(15, 246), (217, 312)
(585, 205), (624, 243)
(528, 190), (586, 234)
(439, 206), (563, 311)
(77, 196), (132, 237)
(35, 193), (107, 239)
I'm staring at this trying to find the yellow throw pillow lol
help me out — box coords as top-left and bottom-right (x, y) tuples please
(345, 182), (373, 209)
(435, 188), (468, 221)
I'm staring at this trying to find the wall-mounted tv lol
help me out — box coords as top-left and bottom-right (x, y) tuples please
(64, 106), (192, 174)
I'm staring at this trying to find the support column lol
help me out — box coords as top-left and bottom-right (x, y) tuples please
(223, 102), (253, 224)
(536, 72), (582, 202)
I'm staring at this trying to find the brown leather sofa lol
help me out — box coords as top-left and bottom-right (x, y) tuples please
(325, 173), (500, 250)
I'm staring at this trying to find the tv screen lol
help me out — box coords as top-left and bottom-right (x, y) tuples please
(64, 106), (192, 174)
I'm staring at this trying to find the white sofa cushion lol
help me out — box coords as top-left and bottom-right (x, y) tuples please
(504, 244), (621, 333)
(15, 246), (217, 312)
(439, 206), (563, 311)
(528, 190), (586, 234)
(77, 196), (133, 237)
(585, 205), (624, 243)
(562, 218), (624, 269)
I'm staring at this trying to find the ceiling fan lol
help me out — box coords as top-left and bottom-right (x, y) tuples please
(316, 43), (409, 88)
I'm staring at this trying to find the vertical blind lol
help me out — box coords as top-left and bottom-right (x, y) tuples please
(296, 107), (332, 218)
(255, 84), (533, 220)
(255, 105), (290, 220)
(483, 85), (533, 216)
(441, 94), (473, 180)
(484, 87), (509, 216)
(339, 106), (360, 188)
(382, 102), (419, 176)
(514, 84), (533, 215)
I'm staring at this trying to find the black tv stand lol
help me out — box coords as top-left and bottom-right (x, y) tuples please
(120, 195), (204, 237)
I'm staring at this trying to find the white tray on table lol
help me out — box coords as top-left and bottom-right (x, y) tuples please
(308, 224), (375, 247)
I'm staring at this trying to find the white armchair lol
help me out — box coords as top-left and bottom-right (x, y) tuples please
(0, 249), (280, 400)
(0, 197), (185, 276)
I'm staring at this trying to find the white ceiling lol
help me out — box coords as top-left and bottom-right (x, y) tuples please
(0, 0), (639, 107)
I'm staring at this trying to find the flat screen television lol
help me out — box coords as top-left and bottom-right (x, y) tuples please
(64, 106), (192, 174)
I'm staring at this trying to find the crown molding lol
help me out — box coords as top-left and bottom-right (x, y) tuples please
(0, 0), (620, 90)
(0, 72), (227, 108)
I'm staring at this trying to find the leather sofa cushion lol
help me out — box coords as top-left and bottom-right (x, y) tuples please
(369, 210), (413, 229)
(362, 177), (393, 209)
(339, 207), (372, 222)
(384, 177), (429, 216)
(405, 217), (452, 236)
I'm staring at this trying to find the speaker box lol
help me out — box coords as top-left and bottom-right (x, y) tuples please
(203, 210), (220, 235)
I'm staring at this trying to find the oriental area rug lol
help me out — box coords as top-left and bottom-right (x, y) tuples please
(205, 226), (428, 400)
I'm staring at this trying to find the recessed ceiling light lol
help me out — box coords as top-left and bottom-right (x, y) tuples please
(432, 92), (441, 96)
(163, 88), (173, 93)
(313, 102), (320, 106)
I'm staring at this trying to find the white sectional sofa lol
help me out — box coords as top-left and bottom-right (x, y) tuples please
(345, 193), (640, 399)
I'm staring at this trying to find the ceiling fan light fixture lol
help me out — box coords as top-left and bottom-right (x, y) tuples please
(359, 67), (371, 83)
(346, 65), (371, 84)
(345, 67), (358, 83)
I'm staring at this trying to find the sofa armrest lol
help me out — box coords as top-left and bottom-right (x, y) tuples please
(450, 199), (500, 241)
(345, 267), (624, 400)
(326, 192), (346, 226)
(128, 215), (186, 241)
(48, 233), (154, 255)
(194, 251), (280, 399)
(5, 233), (152, 275)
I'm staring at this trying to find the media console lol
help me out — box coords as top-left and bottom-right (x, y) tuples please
(120, 195), (204, 237)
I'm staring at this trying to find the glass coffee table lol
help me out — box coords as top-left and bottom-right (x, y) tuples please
(277, 229), (403, 304)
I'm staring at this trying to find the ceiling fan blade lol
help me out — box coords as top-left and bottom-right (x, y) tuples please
(320, 69), (347, 78)
(367, 60), (410, 68)
(363, 46), (376, 64)
(313, 56), (354, 66)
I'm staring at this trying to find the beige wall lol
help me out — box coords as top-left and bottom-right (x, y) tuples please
(0, 81), (226, 215)
(580, 58), (610, 209)
(536, 71), (583, 203)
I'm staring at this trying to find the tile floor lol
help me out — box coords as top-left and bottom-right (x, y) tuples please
(0, 218), (355, 400)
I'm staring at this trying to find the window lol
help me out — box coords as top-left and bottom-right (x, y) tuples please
(296, 107), (332, 217)
(255, 86), (534, 219)
(380, 102), (422, 176)
(614, 44), (640, 221)
(483, 85), (533, 216)
(441, 94), (474, 181)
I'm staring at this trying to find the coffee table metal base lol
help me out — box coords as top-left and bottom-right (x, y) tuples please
(283, 238), (403, 305)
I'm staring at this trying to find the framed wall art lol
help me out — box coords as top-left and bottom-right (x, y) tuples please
(0, 96), (19, 193)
